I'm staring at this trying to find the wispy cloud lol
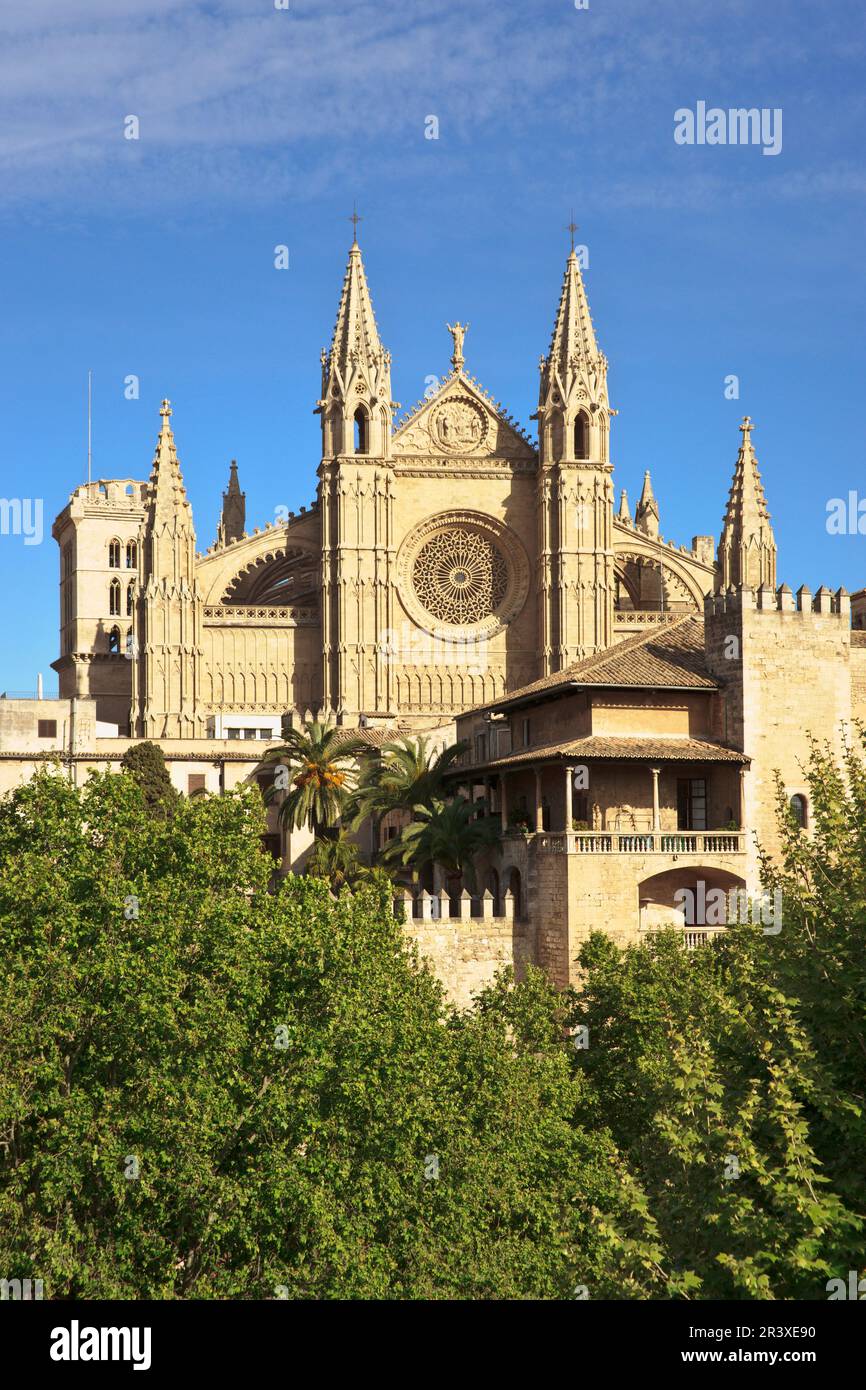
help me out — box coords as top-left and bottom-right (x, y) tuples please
(1, 0), (864, 212)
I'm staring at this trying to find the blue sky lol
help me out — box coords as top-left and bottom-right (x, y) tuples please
(0, 0), (864, 691)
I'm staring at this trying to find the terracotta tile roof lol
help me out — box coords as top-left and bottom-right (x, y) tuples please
(463, 735), (749, 771)
(473, 617), (716, 714)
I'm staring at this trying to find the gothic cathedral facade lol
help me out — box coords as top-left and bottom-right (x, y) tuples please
(51, 238), (773, 736)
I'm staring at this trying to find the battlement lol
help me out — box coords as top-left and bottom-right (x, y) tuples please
(705, 583), (851, 619)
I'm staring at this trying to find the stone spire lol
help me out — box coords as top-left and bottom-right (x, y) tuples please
(217, 459), (245, 546)
(131, 399), (202, 738)
(717, 416), (777, 592)
(535, 240), (615, 672)
(536, 246), (610, 465)
(318, 238), (396, 457)
(617, 488), (632, 525)
(635, 470), (660, 539)
(142, 400), (195, 564)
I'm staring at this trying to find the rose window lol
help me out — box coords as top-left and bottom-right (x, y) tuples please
(412, 527), (508, 625)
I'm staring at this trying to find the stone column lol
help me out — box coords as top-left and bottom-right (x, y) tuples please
(738, 767), (746, 830)
(534, 767), (544, 832)
(650, 766), (661, 832)
(499, 772), (508, 833)
(564, 765), (574, 831)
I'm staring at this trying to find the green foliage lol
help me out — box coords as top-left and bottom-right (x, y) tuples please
(380, 795), (501, 890)
(119, 740), (178, 818)
(347, 735), (468, 831)
(571, 930), (859, 1298)
(260, 720), (367, 833)
(3, 730), (865, 1299)
(0, 769), (652, 1300)
(304, 829), (372, 891)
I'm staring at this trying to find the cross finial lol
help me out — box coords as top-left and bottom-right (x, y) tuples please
(565, 212), (579, 253)
(160, 398), (172, 419)
(740, 415), (754, 443)
(348, 202), (362, 244)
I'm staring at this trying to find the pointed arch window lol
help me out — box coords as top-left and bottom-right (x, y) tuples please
(126, 581), (135, 616)
(109, 578), (121, 616)
(108, 625), (121, 653)
(126, 540), (137, 569)
(108, 539), (121, 568)
(790, 794), (808, 829)
(573, 412), (589, 460)
(353, 407), (369, 455)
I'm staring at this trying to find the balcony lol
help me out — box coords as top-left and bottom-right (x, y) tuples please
(535, 830), (746, 855)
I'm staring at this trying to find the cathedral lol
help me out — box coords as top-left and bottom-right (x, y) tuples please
(2, 234), (864, 1006)
(48, 236), (752, 737)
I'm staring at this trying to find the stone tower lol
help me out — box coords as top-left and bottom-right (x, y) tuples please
(716, 416), (777, 593)
(317, 237), (399, 722)
(217, 460), (245, 546)
(130, 400), (203, 738)
(535, 246), (615, 673)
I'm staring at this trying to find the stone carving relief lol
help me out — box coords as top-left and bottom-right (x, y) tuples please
(430, 397), (488, 454)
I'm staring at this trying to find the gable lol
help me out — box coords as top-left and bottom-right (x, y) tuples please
(392, 373), (537, 464)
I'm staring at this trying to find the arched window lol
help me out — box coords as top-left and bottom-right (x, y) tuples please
(108, 625), (121, 653)
(573, 412), (589, 460)
(353, 407), (368, 455)
(790, 794), (808, 829)
(108, 539), (121, 568)
(126, 540), (137, 569)
(109, 578), (121, 615)
(126, 582), (135, 616)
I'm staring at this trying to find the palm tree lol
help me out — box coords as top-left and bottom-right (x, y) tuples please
(260, 720), (367, 834)
(348, 735), (468, 838)
(305, 830), (372, 891)
(380, 795), (500, 892)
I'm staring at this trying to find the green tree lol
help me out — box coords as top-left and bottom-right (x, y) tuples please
(0, 768), (656, 1300)
(305, 828), (372, 891)
(380, 795), (501, 891)
(348, 735), (467, 836)
(571, 929), (858, 1298)
(119, 740), (178, 818)
(260, 720), (366, 834)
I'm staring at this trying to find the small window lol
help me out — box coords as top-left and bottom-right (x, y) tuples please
(474, 732), (487, 763)
(37, 719), (57, 738)
(108, 539), (121, 568)
(108, 625), (121, 653)
(522, 717), (531, 748)
(353, 407), (368, 455)
(126, 540), (137, 569)
(573, 412), (589, 460)
(109, 578), (121, 615)
(790, 794), (808, 829)
(244, 728), (258, 740)
(227, 728), (241, 740)
(258, 728), (273, 739)
(187, 774), (206, 795)
(126, 582), (135, 616)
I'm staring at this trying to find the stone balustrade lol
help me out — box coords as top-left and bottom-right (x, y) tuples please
(536, 831), (746, 855)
